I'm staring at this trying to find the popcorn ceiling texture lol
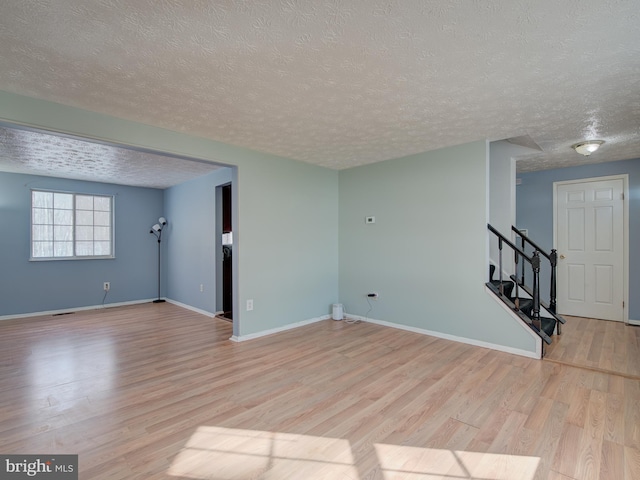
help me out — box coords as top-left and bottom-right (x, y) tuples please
(0, 0), (638, 182)
(0, 127), (220, 189)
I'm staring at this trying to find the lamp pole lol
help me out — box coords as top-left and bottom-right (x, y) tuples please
(150, 217), (167, 303)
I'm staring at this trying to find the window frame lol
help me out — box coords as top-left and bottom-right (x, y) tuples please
(30, 189), (115, 261)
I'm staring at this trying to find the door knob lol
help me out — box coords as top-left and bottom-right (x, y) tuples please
(559, 254), (566, 259)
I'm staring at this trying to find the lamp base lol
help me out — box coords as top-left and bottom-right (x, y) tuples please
(153, 299), (166, 303)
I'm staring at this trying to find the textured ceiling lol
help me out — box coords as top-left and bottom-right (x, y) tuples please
(0, 0), (639, 181)
(0, 126), (220, 188)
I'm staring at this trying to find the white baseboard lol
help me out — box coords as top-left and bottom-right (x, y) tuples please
(165, 298), (217, 318)
(0, 298), (157, 321)
(627, 319), (640, 326)
(230, 314), (331, 342)
(346, 310), (541, 360)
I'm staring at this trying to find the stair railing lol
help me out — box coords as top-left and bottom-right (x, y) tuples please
(511, 226), (558, 314)
(488, 224), (542, 332)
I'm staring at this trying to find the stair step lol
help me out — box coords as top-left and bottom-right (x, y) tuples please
(513, 297), (533, 315)
(490, 280), (514, 298)
(489, 265), (516, 298)
(540, 317), (556, 337)
(509, 275), (567, 325)
(486, 282), (553, 345)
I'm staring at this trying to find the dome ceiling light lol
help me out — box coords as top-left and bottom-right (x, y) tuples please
(572, 140), (605, 156)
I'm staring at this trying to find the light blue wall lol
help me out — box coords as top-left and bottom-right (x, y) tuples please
(0, 91), (340, 337)
(238, 155), (339, 335)
(516, 157), (640, 320)
(0, 91), (536, 352)
(0, 171), (163, 315)
(164, 168), (233, 314)
(489, 141), (516, 275)
(339, 141), (537, 353)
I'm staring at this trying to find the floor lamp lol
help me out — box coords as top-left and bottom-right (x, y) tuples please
(150, 217), (167, 303)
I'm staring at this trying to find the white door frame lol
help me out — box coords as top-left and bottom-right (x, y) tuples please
(553, 174), (630, 324)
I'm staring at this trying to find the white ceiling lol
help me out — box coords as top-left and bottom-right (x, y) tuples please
(0, 125), (221, 189)
(0, 0), (639, 187)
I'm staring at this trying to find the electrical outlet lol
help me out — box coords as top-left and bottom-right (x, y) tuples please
(246, 299), (254, 311)
(103, 282), (110, 291)
(200, 284), (204, 292)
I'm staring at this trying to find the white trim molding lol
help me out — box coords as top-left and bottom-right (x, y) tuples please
(0, 298), (158, 321)
(230, 315), (331, 342)
(165, 298), (217, 318)
(348, 290), (541, 360)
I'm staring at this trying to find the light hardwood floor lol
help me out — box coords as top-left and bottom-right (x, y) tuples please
(545, 316), (640, 379)
(1, 303), (639, 479)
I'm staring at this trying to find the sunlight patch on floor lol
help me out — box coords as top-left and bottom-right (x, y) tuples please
(167, 426), (357, 479)
(168, 426), (540, 480)
(375, 443), (540, 480)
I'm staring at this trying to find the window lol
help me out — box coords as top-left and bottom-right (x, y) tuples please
(31, 190), (114, 259)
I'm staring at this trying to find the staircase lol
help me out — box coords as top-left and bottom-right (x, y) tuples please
(487, 224), (566, 356)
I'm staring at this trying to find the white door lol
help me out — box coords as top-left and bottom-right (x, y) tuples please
(556, 178), (624, 321)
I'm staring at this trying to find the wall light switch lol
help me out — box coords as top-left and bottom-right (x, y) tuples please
(246, 299), (254, 311)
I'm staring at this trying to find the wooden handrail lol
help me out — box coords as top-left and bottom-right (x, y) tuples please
(488, 224), (532, 264)
(511, 226), (551, 261)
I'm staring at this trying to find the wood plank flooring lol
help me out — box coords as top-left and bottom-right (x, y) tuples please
(545, 316), (640, 379)
(1, 303), (639, 479)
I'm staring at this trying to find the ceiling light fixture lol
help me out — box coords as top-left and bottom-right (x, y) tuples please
(571, 140), (604, 156)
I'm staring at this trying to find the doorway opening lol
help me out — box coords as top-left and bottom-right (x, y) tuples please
(216, 183), (233, 321)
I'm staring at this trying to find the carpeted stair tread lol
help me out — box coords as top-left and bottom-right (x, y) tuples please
(541, 317), (556, 337)
(490, 280), (514, 298)
(512, 297), (533, 315)
(488, 264), (557, 344)
(489, 264), (516, 299)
